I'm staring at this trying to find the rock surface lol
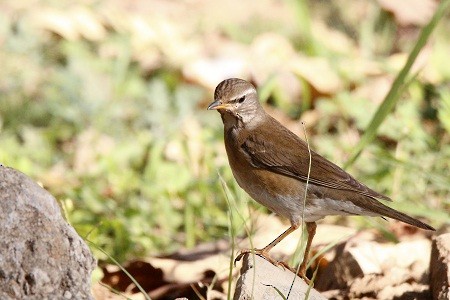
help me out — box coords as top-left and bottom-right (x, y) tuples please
(0, 166), (96, 300)
(233, 253), (326, 300)
(430, 233), (450, 300)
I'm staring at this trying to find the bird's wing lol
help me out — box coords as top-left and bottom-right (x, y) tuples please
(240, 119), (391, 201)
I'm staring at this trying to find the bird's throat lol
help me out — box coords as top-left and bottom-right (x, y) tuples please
(221, 111), (244, 131)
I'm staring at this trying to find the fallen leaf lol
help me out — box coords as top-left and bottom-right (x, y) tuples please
(291, 55), (344, 95)
(378, 0), (437, 26)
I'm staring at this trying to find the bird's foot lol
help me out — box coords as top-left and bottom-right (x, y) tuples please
(234, 249), (312, 284)
(298, 271), (311, 285)
(277, 262), (312, 285)
(295, 265), (312, 285)
(234, 248), (283, 268)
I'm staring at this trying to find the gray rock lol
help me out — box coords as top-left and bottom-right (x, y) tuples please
(430, 233), (450, 300)
(0, 166), (96, 300)
(233, 253), (327, 300)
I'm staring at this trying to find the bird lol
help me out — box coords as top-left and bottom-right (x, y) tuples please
(207, 78), (435, 283)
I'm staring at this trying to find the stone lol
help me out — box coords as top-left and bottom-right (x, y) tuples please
(233, 253), (327, 300)
(430, 233), (450, 300)
(0, 166), (96, 299)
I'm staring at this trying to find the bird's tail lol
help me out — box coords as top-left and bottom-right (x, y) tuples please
(363, 198), (435, 231)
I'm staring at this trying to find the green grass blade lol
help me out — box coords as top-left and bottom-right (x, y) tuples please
(305, 263), (320, 300)
(263, 284), (288, 300)
(226, 211), (235, 300)
(288, 0), (319, 55)
(87, 240), (152, 300)
(218, 172), (256, 300)
(288, 121), (312, 298)
(344, 0), (450, 168)
(98, 282), (134, 300)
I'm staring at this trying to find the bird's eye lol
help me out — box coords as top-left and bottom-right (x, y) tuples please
(237, 96), (245, 103)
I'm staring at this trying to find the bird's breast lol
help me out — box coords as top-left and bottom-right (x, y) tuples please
(224, 127), (305, 223)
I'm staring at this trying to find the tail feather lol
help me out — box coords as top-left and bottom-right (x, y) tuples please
(359, 198), (435, 231)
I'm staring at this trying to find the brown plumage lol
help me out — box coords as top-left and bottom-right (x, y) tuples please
(208, 78), (434, 282)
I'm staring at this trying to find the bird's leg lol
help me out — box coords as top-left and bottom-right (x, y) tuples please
(296, 221), (317, 283)
(235, 224), (299, 266)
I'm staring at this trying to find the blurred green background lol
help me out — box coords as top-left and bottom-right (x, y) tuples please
(1, 0), (449, 264)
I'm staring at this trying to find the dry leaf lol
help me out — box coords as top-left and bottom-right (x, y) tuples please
(378, 0), (437, 26)
(33, 8), (80, 40)
(71, 7), (106, 41)
(291, 56), (343, 94)
(354, 75), (393, 105)
(183, 56), (248, 90)
(249, 33), (296, 84)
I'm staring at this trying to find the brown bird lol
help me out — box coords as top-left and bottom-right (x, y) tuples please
(207, 78), (435, 282)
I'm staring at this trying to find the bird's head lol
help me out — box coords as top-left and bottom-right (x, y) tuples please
(207, 78), (263, 123)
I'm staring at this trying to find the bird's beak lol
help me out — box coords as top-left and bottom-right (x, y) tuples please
(207, 100), (227, 110)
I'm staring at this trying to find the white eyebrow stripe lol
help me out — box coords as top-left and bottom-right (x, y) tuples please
(233, 88), (255, 100)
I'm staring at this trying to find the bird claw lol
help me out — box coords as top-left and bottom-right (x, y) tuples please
(234, 249), (265, 266)
(276, 260), (293, 271)
(282, 264), (312, 285)
(234, 249), (312, 284)
(294, 265), (312, 285)
(278, 261), (311, 285)
(277, 262), (312, 285)
(235, 249), (288, 270)
(234, 248), (277, 266)
(234, 251), (247, 266)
